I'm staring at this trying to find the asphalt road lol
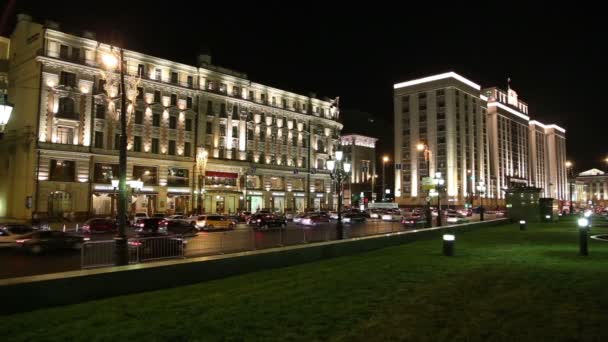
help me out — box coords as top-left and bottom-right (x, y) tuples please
(0, 214), (494, 280)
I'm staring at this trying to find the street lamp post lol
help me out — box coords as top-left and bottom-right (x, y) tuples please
(0, 93), (14, 138)
(382, 155), (389, 201)
(417, 142), (432, 228)
(101, 48), (130, 266)
(566, 161), (574, 215)
(431, 172), (445, 226)
(477, 181), (486, 221)
(327, 150), (351, 240)
(196, 147), (208, 215)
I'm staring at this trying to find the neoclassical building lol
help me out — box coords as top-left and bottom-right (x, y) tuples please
(0, 14), (342, 220)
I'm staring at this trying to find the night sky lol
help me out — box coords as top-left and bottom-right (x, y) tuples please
(2, 1), (605, 176)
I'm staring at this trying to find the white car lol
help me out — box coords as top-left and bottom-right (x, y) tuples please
(132, 212), (149, 226)
(165, 215), (191, 224)
(381, 209), (402, 221)
(0, 224), (37, 247)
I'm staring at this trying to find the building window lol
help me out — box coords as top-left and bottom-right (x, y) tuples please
(169, 116), (177, 129)
(184, 142), (191, 157)
(133, 166), (158, 185)
(168, 167), (189, 186)
(154, 90), (161, 103)
(185, 118), (192, 131)
(206, 123), (213, 134)
(186, 97), (193, 109)
(232, 126), (238, 138)
(50, 160), (75, 182)
(94, 131), (103, 148)
(206, 100), (213, 115)
(206, 79), (213, 90)
(137, 87), (144, 100)
(187, 76), (193, 88)
(133, 136), (142, 152)
(282, 98), (287, 108)
(155, 68), (162, 80)
(137, 64), (145, 77)
(134, 110), (143, 124)
(59, 72), (76, 87)
(170, 72), (178, 84)
(93, 163), (118, 183)
(219, 124), (226, 137)
(249, 90), (254, 100)
(170, 94), (177, 106)
(168, 140), (176, 155)
(56, 126), (74, 144)
(59, 45), (69, 59)
(57, 97), (76, 119)
(95, 104), (105, 119)
(71, 48), (80, 61)
(151, 138), (159, 154)
(152, 113), (160, 127)
(220, 83), (227, 93)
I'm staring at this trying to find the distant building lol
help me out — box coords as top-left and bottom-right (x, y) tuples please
(393, 72), (567, 207)
(340, 134), (377, 207)
(573, 168), (608, 208)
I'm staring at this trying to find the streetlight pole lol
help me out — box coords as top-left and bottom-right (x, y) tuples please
(477, 181), (486, 222)
(432, 172), (445, 227)
(101, 48), (129, 266)
(417, 142), (432, 228)
(327, 150), (351, 240)
(196, 147), (208, 215)
(566, 161), (574, 215)
(382, 156), (389, 201)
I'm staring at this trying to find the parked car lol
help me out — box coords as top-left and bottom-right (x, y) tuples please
(190, 215), (235, 230)
(284, 210), (297, 221)
(250, 213), (287, 230)
(239, 211), (252, 223)
(166, 215), (190, 223)
(15, 231), (88, 254)
(134, 218), (168, 233)
(369, 209), (384, 219)
(301, 214), (330, 226)
(82, 218), (117, 233)
(132, 212), (149, 226)
(401, 216), (426, 228)
(152, 213), (166, 218)
(226, 215), (240, 225)
(0, 224), (36, 247)
(329, 211), (339, 220)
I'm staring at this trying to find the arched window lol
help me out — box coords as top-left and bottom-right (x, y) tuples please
(58, 97), (76, 118)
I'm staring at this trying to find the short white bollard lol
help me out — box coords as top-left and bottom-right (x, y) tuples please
(75, 224), (79, 232)
(62, 224), (66, 232)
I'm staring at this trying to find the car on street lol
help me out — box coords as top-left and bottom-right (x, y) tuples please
(250, 213), (287, 230)
(132, 212), (149, 226)
(82, 218), (117, 233)
(190, 215), (235, 230)
(134, 217), (168, 233)
(15, 231), (88, 254)
(293, 213), (307, 224)
(128, 230), (186, 259)
(446, 213), (468, 224)
(152, 213), (166, 218)
(381, 209), (402, 221)
(284, 210), (296, 221)
(300, 214), (330, 226)
(401, 216), (426, 228)
(239, 211), (252, 223)
(165, 215), (190, 223)
(0, 224), (37, 247)
(342, 213), (366, 223)
(165, 220), (198, 236)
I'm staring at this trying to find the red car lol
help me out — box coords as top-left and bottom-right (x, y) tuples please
(82, 218), (117, 233)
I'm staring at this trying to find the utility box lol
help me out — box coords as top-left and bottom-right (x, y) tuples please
(505, 187), (542, 223)
(539, 198), (559, 222)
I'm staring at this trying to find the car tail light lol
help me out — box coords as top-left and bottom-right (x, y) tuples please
(15, 239), (30, 244)
(83, 225), (90, 231)
(128, 241), (142, 247)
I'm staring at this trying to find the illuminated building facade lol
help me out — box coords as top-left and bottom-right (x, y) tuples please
(394, 72), (567, 206)
(340, 134), (377, 206)
(0, 14), (342, 220)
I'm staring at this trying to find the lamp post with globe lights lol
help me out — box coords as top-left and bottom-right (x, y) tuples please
(327, 150), (351, 240)
(417, 142), (433, 227)
(565, 161), (574, 214)
(101, 48), (132, 266)
(196, 147), (208, 214)
(477, 181), (487, 221)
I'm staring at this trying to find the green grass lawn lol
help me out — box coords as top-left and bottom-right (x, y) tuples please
(3, 218), (608, 341)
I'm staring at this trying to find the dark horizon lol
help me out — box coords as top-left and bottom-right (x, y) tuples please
(2, 1), (605, 174)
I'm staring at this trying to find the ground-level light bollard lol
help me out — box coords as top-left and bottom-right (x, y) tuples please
(443, 234), (455, 256)
(519, 220), (527, 231)
(577, 217), (589, 256)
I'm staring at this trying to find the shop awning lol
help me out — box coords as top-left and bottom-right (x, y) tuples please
(206, 171), (238, 179)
